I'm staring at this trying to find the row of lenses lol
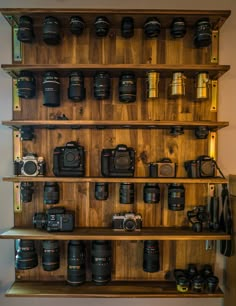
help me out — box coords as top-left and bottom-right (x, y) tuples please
(18, 15), (212, 48)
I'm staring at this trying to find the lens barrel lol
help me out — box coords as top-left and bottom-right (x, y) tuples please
(42, 240), (60, 271)
(119, 182), (135, 204)
(143, 183), (160, 204)
(68, 71), (86, 102)
(143, 240), (160, 272)
(94, 71), (110, 100)
(168, 183), (185, 211)
(43, 71), (60, 107)
(17, 15), (34, 43)
(20, 126), (35, 141)
(43, 16), (61, 45)
(194, 18), (212, 48)
(95, 182), (109, 200)
(15, 239), (38, 270)
(144, 17), (161, 38)
(94, 16), (110, 37)
(17, 70), (36, 99)
(119, 72), (136, 103)
(44, 182), (60, 205)
(20, 182), (34, 203)
(170, 17), (186, 38)
(70, 16), (85, 35)
(121, 17), (134, 38)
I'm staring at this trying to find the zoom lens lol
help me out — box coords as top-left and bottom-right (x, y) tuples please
(144, 17), (161, 38)
(43, 71), (60, 107)
(143, 240), (160, 273)
(192, 275), (205, 292)
(20, 182), (34, 203)
(91, 240), (112, 285)
(143, 183), (160, 204)
(70, 16), (85, 36)
(194, 18), (212, 48)
(68, 71), (86, 102)
(206, 275), (219, 293)
(170, 17), (186, 38)
(42, 240), (60, 271)
(94, 16), (110, 37)
(195, 126), (209, 139)
(95, 182), (109, 200)
(17, 70), (36, 99)
(67, 240), (86, 286)
(168, 183), (185, 211)
(94, 71), (110, 100)
(44, 182), (60, 205)
(119, 72), (136, 103)
(17, 16), (34, 43)
(20, 126), (34, 141)
(43, 16), (61, 45)
(15, 239), (38, 270)
(121, 17), (134, 38)
(119, 182), (135, 204)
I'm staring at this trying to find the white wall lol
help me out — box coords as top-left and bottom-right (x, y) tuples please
(1, 0), (236, 306)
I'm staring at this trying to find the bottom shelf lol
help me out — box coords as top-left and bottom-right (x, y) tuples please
(6, 281), (224, 298)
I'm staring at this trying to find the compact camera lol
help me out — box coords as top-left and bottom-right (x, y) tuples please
(187, 205), (210, 232)
(33, 207), (74, 232)
(14, 153), (46, 176)
(184, 155), (215, 178)
(53, 141), (85, 177)
(149, 158), (176, 177)
(101, 144), (135, 177)
(112, 212), (142, 231)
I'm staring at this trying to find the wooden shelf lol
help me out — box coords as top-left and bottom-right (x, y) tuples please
(2, 120), (229, 130)
(0, 227), (230, 241)
(1, 64), (230, 79)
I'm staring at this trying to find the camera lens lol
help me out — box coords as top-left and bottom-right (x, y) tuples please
(94, 71), (110, 100)
(44, 182), (60, 205)
(170, 17), (186, 38)
(174, 270), (190, 292)
(195, 126), (209, 139)
(94, 16), (110, 37)
(20, 182), (34, 203)
(187, 263), (198, 280)
(168, 183), (185, 211)
(95, 182), (109, 200)
(192, 275), (205, 292)
(91, 240), (112, 285)
(194, 18), (212, 48)
(119, 72), (136, 103)
(68, 71), (86, 102)
(43, 16), (61, 45)
(15, 239), (38, 270)
(43, 71), (60, 107)
(143, 183), (160, 204)
(146, 71), (160, 99)
(67, 240), (86, 286)
(33, 212), (47, 229)
(206, 275), (219, 293)
(70, 16), (85, 36)
(144, 17), (161, 38)
(200, 264), (213, 278)
(17, 70), (36, 99)
(169, 126), (184, 136)
(121, 17), (134, 38)
(42, 240), (60, 271)
(17, 16), (34, 43)
(119, 182), (135, 204)
(20, 126), (34, 141)
(143, 240), (160, 272)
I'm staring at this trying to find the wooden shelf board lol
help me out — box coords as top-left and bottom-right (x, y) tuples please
(0, 227), (230, 241)
(5, 281), (224, 298)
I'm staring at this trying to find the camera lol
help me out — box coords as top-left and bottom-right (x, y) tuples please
(94, 16), (110, 37)
(143, 240), (160, 273)
(43, 71), (60, 107)
(119, 72), (136, 103)
(170, 17), (186, 38)
(95, 182), (109, 201)
(94, 71), (111, 100)
(101, 144), (135, 177)
(143, 183), (160, 204)
(168, 183), (185, 211)
(70, 16), (85, 36)
(20, 182), (34, 203)
(112, 212), (142, 231)
(17, 15), (34, 43)
(184, 155), (216, 178)
(43, 16), (61, 45)
(15, 239), (38, 270)
(119, 182), (135, 204)
(17, 70), (36, 99)
(53, 141), (85, 177)
(144, 17), (161, 38)
(68, 71), (86, 102)
(42, 240), (60, 271)
(187, 205), (210, 232)
(194, 18), (212, 48)
(33, 207), (74, 232)
(14, 153), (46, 176)
(44, 182), (60, 205)
(149, 158), (176, 178)
(121, 16), (134, 38)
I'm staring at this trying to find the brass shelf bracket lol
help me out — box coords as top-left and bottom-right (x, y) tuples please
(13, 79), (21, 111)
(211, 30), (219, 64)
(13, 130), (22, 212)
(211, 80), (218, 112)
(208, 131), (217, 160)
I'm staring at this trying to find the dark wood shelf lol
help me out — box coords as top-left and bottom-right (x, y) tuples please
(1, 64), (230, 79)
(0, 227), (230, 241)
(5, 281), (224, 298)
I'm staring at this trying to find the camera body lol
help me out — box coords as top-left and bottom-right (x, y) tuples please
(184, 155), (215, 178)
(33, 207), (74, 232)
(53, 141), (85, 177)
(112, 212), (142, 231)
(101, 144), (135, 177)
(14, 153), (46, 176)
(149, 158), (176, 177)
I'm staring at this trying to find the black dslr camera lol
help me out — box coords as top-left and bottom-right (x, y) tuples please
(149, 158), (177, 177)
(14, 153), (46, 176)
(112, 212), (142, 231)
(184, 155), (216, 178)
(53, 141), (85, 177)
(33, 207), (74, 232)
(101, 144), (135, 177)
(187, 205), (210, 232)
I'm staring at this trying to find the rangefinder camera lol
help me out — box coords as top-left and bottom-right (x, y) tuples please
(112, 212), (142, 231)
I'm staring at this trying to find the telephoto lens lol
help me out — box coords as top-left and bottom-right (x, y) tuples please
(144, 17), (161, 38)
(91, 240), (112, 285)
(68, 71), (86, 102)
(43, 16), (61, 45)
(143, 183), (160, 204)
(17, 16), (34, 43)
(15, 239), (38, 270)
(168, 183), (185, 211)
(94, 71), (111, 100)
(17, 70), (36, 99)
(206, 275), (219, 293)
(42, 240), (60, 271)
(143, 240), (160, 272)
(119, 182), (135, 204)
(121, 17), (134, 38)
(95, 182), (109, 201)
(94, 16), (110, 37)
(194, 126), (209, 139)
(119, 72), (136, 103)
(43, 71), (60, 107)
(20, 126), (34, 141)
(67, 240), (86, 286)
(194, 18), (212, 48)
(70, 16), (85, 36)
(20, 182), (34, 203)
(170, 17), (186, 38)
(43, 182), (60, 205)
